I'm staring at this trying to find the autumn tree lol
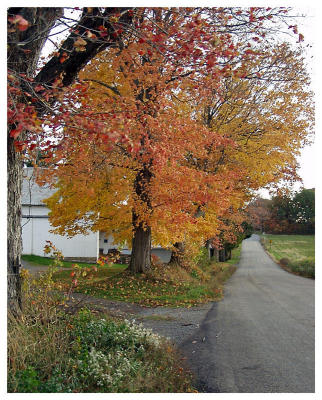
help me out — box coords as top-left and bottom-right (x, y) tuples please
(36, 8), (311, 273)
(7, 7), (134, 313)
(8, 8), (62, 314)
(8, 8), (312, 313)
(159, 17), (313, 260)
(189, 43), (312, 188)
(246, 197), (272, 232)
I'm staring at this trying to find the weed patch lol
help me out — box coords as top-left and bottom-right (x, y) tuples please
(8, 287), (195, 393)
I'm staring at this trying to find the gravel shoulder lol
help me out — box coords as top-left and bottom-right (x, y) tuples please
(64, 291), (214, 347)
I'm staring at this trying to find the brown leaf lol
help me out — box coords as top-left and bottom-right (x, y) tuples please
(74, 37), (87, 52)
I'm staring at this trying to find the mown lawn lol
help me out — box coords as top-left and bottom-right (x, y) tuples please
(261, 234), (315, 278)
(51, 246), (241, 307)
(21, 254), (105, 269)
(52, 266), (227, 307)
(22, 246), (241, 307)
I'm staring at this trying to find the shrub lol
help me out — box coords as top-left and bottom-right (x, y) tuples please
(279, 258), (290, 266)
(288, 259), (315, 279)
(193, 247), (211, 269)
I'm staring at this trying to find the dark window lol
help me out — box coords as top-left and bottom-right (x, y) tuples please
(104, 239), (108, 243)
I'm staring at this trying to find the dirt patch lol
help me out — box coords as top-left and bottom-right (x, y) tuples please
(64, 292), (146, 318)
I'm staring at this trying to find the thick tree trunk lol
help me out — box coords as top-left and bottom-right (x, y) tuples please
(129, 215), (152, 273)
(7, 8), (62, 314)
(7, 136), (23, 315)
(128, 165), (153, 273)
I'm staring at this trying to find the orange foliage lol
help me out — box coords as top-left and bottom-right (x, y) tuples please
(34, 8), (313, 262)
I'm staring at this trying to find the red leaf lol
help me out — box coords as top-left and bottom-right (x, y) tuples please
(34, 85), (45, 92)
(8, 15), (29, 31)
(14, 140), (26, 152)
(10, 127), (22, 139)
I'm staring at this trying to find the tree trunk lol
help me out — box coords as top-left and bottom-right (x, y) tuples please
(225, 247), (232, 261)
(128, 165), (153, 273)
(129, 215), (152, 273)
(169, 242), (185, 264)
(7, 7), (132, 313)
(213, 248), (219, 262)
(7, 8), (63, 315)
(219, 249), (226, 262)
(7, 136), (23, 315)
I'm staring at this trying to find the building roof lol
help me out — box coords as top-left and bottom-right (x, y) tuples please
(22, 167), (56, 206)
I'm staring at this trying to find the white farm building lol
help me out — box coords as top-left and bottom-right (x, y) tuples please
(21, 168), (171, 263)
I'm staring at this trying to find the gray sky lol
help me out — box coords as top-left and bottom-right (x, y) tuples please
(294, 7), (316, 190)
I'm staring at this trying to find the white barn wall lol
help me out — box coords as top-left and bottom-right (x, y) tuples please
(22, 209), (98, 260)
(23, 205), (48, 217)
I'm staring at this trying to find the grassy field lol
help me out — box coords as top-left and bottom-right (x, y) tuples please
(51, 259), (237, 307)
(261, 234), (315, 278)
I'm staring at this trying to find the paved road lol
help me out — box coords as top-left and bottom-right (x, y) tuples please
(180, 234), (315, 393)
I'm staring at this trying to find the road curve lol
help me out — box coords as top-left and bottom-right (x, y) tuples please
(180, 234), (315, 393)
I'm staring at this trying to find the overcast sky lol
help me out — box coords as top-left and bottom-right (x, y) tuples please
(293, 7), (316, 191)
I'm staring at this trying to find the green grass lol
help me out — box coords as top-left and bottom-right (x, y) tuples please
(22, 254), (125, 270)
(261, 234), (315, 278)
(52, 269), (216, 307)
(226, 246), (242, 265)
(50, 246), (241, 307)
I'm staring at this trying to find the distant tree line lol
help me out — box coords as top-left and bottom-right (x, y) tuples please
(247, 188), (315, 235)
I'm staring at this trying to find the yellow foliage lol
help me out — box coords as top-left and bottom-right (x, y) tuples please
(38, 18), (313, 251)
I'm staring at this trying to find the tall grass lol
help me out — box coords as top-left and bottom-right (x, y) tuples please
(8, 272), (195, 393)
